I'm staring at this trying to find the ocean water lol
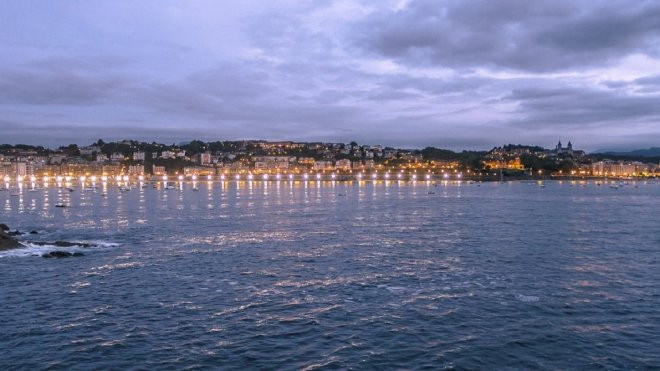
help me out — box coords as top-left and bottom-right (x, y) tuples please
(1, 180), (659, 369)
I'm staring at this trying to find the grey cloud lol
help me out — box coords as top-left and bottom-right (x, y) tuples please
(0, 56), (131, 106)
(355, 0), (660, 72)
(505, 87), (660, 126)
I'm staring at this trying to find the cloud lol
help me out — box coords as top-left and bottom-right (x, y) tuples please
(1, 1), (659, 151)
(355, 0), (660, 72)
(505, 86), (660, 128)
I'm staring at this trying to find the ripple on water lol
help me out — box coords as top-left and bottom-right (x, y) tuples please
(0, 182), (659, 369)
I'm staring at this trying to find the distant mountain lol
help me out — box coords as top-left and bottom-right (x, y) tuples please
(597, 147), (660, 157)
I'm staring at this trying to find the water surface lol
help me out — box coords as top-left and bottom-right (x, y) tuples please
(1, 180), (659, 369)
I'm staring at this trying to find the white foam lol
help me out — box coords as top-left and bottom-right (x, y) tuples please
(0, 240), (119, 258)
(0, 244), (81, 258)
(515, 294), (540, 302)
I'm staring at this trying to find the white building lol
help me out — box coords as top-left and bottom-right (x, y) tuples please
(313, 161), (334, 171)
(335, 159), (351, 171)
(128, 165), (145, 175)
(199, 152), (211, 165)
(133, 151), (146, 161)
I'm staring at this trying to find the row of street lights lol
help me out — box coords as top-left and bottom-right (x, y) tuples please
(3, 172), (465, 185)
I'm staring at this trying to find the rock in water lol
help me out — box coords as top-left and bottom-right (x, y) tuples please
(0, 223), (8, 231)
(42, 251), (84, 258)
(0, 228), (23, 251)
(53, 241), (92, 248)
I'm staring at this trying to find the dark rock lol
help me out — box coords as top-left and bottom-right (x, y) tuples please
(42, 251), (84, 258)
(42, 251), (71, 258)
(53, 241), (92, 248)
(32, 241), (94, 248)
(29, 230), (39, 235)
(0, 223), (8, 231)
(7, 230), (24, 236)
(0, 229), (23, 251)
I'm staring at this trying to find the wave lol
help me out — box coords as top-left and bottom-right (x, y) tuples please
(0, 241), (120, 258)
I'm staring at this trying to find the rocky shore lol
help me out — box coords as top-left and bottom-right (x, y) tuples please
(0, 223), (23, 250)
(0, 223), (91, 258)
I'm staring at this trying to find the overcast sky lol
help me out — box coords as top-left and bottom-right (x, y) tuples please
(1, 0), (660, 151)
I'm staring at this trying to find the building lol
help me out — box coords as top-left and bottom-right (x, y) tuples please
(128, 165), (144, 175)
(161, 151), (174, 159)
(95, 153), (109, 162)
(199, 152), (211, 166)
(133, 151), (146, 161)
(335, 159), (351, 171)
(313, 161), (334, 171)
(591, 161), (638, 176)
(102, 165), (120, 176)
(152, 165), (166, 175)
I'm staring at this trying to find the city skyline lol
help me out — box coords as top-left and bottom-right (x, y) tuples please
(2, 1), (660, 151)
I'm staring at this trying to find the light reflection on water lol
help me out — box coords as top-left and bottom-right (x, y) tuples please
(0, 180), (659, 369)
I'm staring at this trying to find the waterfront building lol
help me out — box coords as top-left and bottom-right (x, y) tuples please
(152, 165), (166, 176)
(128, 165), (145, 175)
(336, 159), (351, 171)
(102, 165), (121, 176)
(313, 161), (334, 171)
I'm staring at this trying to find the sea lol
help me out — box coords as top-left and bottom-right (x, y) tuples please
(1, 180), (659, 369)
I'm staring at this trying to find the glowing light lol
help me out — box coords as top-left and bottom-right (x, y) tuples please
(56, 176), (63, 182)
(192, 175), (198, 181)
(3, 175), (10, 182)
(17, 175), (24, 182)
(30, 176), (36, 182)
(372, 173), (377, 179)
(138, 175), (144, 181)
(220, 174), (226, 180)
(304, 173), (309, 180)
(162, 175), (167, 181)
(276, 173), (281, 180)
(289, 173), (294, 180)
(43, 176), (49, 182)
(425, 174), (431, 180)
(358, 173), (363, 179)
(207, 175), (212, 181)
(263, 174), (269, 180)
(178, 175), (184, 181)
(91, 176), (97, 182)
(385, 173), (390, 179)
(65, 176), (72, 182)
(457, 173), (462, 179)
(247, 173), (254, 180)
(235, 174), (240, 180)
(123, 175), (129, 181)
(444, 173), (449, 179)
(115, 176), (121, 182)
(412, 174), (417, 180)
(331, 173), (336, 180)
(316, 173), (321, 180)
(397, 173), (402, 179)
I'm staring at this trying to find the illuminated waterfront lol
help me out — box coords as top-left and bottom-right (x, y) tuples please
(1, 181), (659, 368)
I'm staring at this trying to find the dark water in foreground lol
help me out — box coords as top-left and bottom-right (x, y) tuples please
(1, 180), (659, 369)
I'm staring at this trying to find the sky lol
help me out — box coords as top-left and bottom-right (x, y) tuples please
(1, 0), (660, 151)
